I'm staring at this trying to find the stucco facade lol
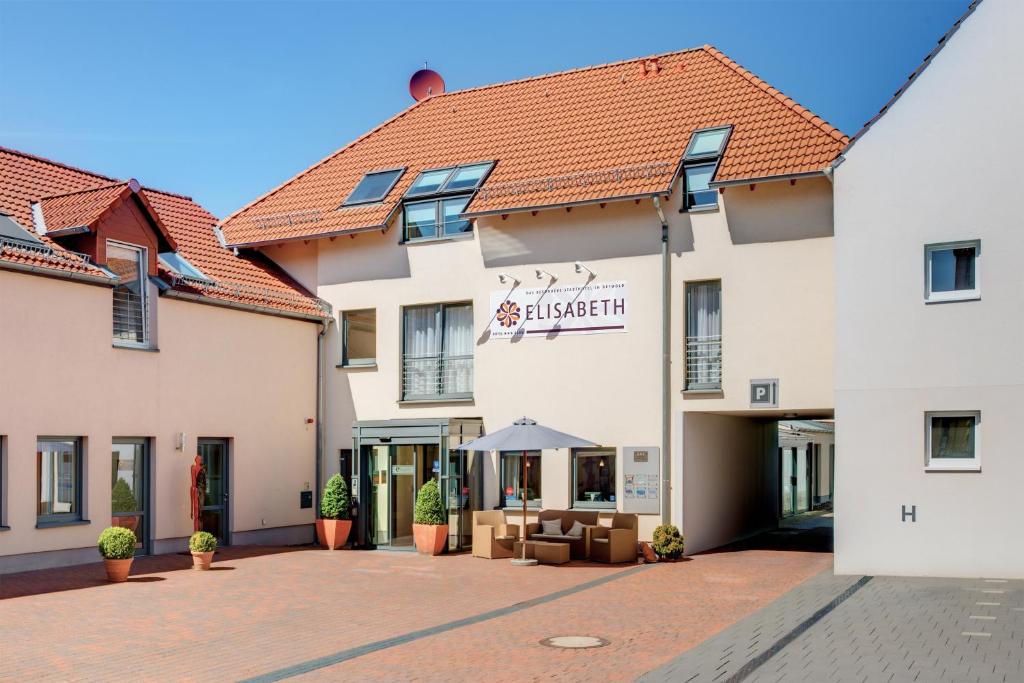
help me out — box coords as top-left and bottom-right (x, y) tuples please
(0, 269), (319, 570)
(834, 0), (1023, 577)
(263, 175), (836, 547)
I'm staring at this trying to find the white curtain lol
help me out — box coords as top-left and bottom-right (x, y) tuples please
(403, 306), (439, 397)
(443, 304), (473, 395)
(685, 281), (722, 388)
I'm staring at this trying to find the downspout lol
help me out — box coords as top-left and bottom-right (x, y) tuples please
(653, 196), (672, 523)
(315, 318), (329, 529)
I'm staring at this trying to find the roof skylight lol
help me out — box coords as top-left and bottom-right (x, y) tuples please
(159, 252), (211, 282)
(684, 126), (731, 160)
(404, 162), (494, 198)
(342, 168), (405, 206)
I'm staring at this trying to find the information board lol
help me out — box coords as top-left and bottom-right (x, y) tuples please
(622, 446), (661, 514)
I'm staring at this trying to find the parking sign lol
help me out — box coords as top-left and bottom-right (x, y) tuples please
(749, 379), (779, 408)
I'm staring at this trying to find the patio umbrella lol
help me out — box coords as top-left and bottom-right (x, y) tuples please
(457, 417), (596, 565)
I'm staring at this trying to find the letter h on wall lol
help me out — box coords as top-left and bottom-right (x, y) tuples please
(901, 505), (917, 523)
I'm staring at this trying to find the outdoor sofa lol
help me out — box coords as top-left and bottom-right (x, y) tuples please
(525, 509), (599, 560)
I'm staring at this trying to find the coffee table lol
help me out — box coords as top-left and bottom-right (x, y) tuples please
(513, 540), (570, 565)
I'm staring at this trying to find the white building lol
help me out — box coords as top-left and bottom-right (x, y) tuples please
(833, 0), (1024, 578)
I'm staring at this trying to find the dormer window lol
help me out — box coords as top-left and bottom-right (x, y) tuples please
(682, 126), (731, 211)
(401, 162), (493, 242)
(108, 241), (149, 346)
(341, 168), (404, 207)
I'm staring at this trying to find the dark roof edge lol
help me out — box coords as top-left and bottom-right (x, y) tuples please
(225, 222), (390, 249)
(709, 170), (827, 189)
(0, 258), (114, 286)
(461, 191), (667, 219)
(834, 0), (983, 165)
(161, 288), (329, 323)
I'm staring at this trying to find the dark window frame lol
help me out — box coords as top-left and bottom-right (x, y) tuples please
(109, 239), (150, 347)
(340, 167), (406, 207)
(499, 451), (542, 510)
(680, 125), (732, 212)
(404, 161), (494, 199)
(37, 436), (85, 526)
(400, 301), (474, 402)
(571, 448), (617, 510)
(402, 195), (473, 242)
(340, 308), (377, 367)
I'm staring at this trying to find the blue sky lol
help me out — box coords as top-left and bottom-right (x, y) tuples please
(0, 0), (968, 218)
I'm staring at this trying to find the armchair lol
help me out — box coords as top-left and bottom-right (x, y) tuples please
(472, 510), (520, 559)
(589, 513), (638, 563)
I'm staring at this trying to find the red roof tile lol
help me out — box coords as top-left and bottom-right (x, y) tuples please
(0, 147), (324, 319)
(220, 45), (847, 246)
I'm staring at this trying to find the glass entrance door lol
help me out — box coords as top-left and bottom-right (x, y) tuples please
(390, 446), (416, 548)
(198, 439), (229, 544)
(366, 444), (440, 549)
(111, 439), (148, 554)
(781, 445), (812, 518)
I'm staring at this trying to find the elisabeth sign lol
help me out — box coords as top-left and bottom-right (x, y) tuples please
(489, 281), (628, 338)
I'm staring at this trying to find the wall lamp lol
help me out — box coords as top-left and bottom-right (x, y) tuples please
(535, 269), (557, 282)
(498, 272), (520, 286)
(574, 261), (596, 277)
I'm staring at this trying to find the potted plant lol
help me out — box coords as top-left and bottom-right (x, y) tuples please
(315, 474), (352, 550)
(652, 524), (685, 561)
(98, 526), (137, 582)
(412, 479), (448, 556)
(111, 478), (140, 532)
(189, 531), (218, 570)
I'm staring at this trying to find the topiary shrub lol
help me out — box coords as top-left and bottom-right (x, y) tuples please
(111, 478), (138, 513)
(652, 524), (685, 559)
(98, 526), (137, 559)
(320, 474), (350, 520)
(413, 479), (445, 526)
(189, 531), (217, 553)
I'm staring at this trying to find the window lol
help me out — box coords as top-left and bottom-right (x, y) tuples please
(38, 438), (83, 523)
(341, 168), (404, 206)
(401, 162), (492, 242)
(500, 451), (541, 508)
(402, 302), (473, 401)
(159, 251), (211, 282)
(685, 280), (722, 390)
(341, 309), (376, 367)
(925, 241), (979, 302)
(682, 126), (731, 211)
(108, 241), (148, 346)
(405, 163), (492, 198)
(926, 412), (980, 471)
(112, 439), (147, 552)
(573, 449), (616, 508)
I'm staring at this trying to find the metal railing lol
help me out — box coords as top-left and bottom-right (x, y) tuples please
(169, 274), (332, 316)
(402, 353), (473, 400)
(0, 236), (94, 269)
(685, 335), (722, 390)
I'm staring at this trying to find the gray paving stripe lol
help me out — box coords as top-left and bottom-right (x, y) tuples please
(724, 576), (873, 682)
(240, 562), (653, 683)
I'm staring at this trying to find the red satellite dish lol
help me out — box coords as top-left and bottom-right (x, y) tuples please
(409, 68), (445, 101)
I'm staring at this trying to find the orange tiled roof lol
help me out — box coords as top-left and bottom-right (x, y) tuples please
(220, 45), (847, 247)
(0, 146), (325, 319)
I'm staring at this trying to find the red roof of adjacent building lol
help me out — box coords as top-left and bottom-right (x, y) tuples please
(220, 45), (847, 247)
(0, 146), (326, 319)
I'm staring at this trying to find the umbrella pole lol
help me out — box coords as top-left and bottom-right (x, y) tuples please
(522, 449), (528, 560)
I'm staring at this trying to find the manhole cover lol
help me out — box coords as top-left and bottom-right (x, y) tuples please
(539, 636), (609, 649)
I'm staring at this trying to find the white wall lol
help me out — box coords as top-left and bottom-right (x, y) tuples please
(0, 269), (318, 564)
(682, 414), (778, 554)
(834, 0), (1024, 577)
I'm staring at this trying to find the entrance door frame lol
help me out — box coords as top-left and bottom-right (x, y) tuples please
(352, 418), (483, 551)
(198, 437), (231, 546)
(111, 437), (151, 555)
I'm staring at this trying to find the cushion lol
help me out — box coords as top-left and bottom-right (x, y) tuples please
(592, 537), (609, 544)
(541, 519), (562, 535)
(567, 520), (585, 538)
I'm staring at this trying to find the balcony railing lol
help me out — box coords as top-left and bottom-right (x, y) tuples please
(685, 335), (722, 390)
(402, 353), (473, 401)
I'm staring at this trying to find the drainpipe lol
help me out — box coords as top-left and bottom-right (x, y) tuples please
(653, 196), (672, 523)
(315, 318), (329, 526)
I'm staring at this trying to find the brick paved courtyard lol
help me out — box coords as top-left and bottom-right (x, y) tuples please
(3, 544), (1020, 682)
(1, 545), (829, 682)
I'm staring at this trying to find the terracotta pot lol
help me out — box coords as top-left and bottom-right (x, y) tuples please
(112, 515), (139, 533)
(191, 551), (214, 570)
(640, 541), (658, 564)
(413, 523), (449, 556)
(316, 518), (352, 550)
(104, 558), (133, 583)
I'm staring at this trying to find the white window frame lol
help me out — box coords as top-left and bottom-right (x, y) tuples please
(924, 240), (980, 303)
(109, 240), (149, 347)
(925, 411), (980, 472)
